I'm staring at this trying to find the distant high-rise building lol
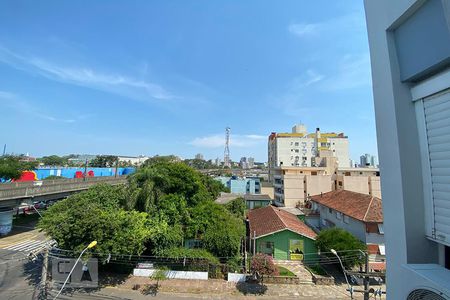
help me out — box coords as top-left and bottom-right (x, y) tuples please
(268, 124), (350, 181)
(248, 157), (255, 169)
(360, 153), (377, 167)
(195, 153), (204, 160)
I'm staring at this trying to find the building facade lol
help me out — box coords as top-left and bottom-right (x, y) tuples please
(268, 125), (350, 182)
(365, 0), (450, 298)
(272, 164), (381, 207)
(309, 190), (385, 271)
(215, 176), (261, 194)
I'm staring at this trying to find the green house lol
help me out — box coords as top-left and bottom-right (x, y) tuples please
(244, 194), (273, 209)
(248, 206), (318, 262)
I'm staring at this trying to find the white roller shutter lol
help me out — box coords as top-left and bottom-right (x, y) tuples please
(422, 89), (450, 245)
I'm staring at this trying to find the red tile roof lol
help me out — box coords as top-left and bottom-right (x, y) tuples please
(247, 205), (317, 240)
(310, 190), (383, 223)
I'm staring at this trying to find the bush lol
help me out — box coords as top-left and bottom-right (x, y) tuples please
(251, 253), (279, 276)
(157, 247), (219, 265)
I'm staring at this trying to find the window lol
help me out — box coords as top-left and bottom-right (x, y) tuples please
(328, 208), (332, 213)
(336, 212), (342, 220)
(343, 215), (350, 224)
(295, 149), (299, 153)
(295, 142), (299, 146)
(311, 171), (317, 175)
(378, 224), (384, 234)
(414, 81), (450, 244)
(259, 241), (274, 256)
(345, 172), (351, 176)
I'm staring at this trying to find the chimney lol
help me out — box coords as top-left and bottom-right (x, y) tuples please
(315, 127), (321, 157)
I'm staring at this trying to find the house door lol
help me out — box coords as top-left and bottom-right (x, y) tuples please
(289, 239), (304, 261)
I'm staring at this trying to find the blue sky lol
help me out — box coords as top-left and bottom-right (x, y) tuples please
(0, 1), (377, 162)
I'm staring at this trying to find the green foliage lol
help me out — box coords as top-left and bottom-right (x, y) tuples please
(0, 155), (38, 180)
(43, 175), (65, 180)
(315, 228), (366, 268)
(158, 247), (220, 265)
(251, 253), (279, 276)
(40, 155), (67, 166)
(187, 201), (245, 257)
(277, 266), (296, 277)
(38, 184), (152, 257)
(150, 266), (169, 282)
(225, 197), (246, 219)
(143, 155), (179, 167)
(183, 159), (217, 170)
(146, 217), (184, 255)
(226, 255), (243, 273)
(89, 155), (118, 167)
(128, 161), (215, 209)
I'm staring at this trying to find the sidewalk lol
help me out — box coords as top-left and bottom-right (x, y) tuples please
(105, 276), (377, 299)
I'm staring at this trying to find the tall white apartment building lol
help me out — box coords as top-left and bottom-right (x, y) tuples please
(268, 125), (350, 181)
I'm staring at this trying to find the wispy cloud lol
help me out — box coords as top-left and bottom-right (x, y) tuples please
(190, 134), (266, 148)
(0, 46), (173, 103)
(288, 13), (365, 40)
(288, 23), (318, 37)
(321, 53), (371, 91)
(0, 90), (78, 123)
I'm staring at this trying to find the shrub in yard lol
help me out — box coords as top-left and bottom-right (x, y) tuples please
(251, 253), (279, 276)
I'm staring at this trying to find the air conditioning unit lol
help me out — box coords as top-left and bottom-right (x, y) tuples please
(401, 264), (450, 300)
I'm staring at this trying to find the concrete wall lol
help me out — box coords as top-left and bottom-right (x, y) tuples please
(133, 269), (208, 280)
(255, 229), (317, 262)
(305, 175), (333, 198)
(316, 203), (367, 242)
(260, 186), (274, 199)
(365, 0), (447, 297)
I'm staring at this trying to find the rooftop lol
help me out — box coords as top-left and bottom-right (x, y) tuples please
(310, 190), (383, 223)
(277, 207), (305, 216)
(243, 194), (272, 201)
(247, 205), (317, 240)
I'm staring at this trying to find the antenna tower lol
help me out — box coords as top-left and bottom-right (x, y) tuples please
(224, 127), (231, 168)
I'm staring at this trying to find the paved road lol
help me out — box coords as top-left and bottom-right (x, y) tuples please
(0, 248), (43, 300)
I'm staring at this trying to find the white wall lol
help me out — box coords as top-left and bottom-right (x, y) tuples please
(365, 0), (443, 298)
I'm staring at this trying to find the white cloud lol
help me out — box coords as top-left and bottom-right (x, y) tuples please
(288, 13), (365, 40)
(288, 23), (318, 37)
(190, 134), (266, 148)
(0, 91), (78, 123)
(0, 46), (173, 102)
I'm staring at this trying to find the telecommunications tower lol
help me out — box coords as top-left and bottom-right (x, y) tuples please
(224, 127), (231, 168)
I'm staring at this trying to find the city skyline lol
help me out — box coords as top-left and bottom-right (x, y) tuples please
(0, 1), (377, 162)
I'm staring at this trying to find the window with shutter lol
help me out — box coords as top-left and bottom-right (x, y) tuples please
(419, 89), (450, 246)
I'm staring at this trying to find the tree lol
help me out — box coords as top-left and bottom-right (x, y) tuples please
(315, 228), (367, 268)
(225, 197), (246, 219)
(127, 161), (217, 209)
(40, 155), (67, 166)
(38, 184), (153, 258)
(187, 201), (245, 257)
(0, 156), (38, 180)
(89, 155), (118, 167)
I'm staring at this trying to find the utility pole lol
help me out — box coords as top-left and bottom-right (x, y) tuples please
(83, 159), (88, 181)
(363, 251), (370, 300)
(39, 247), (49, 300)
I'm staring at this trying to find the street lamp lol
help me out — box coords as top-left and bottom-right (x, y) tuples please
(53, 241), (97, 300)
(330, 249), (353, 299)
